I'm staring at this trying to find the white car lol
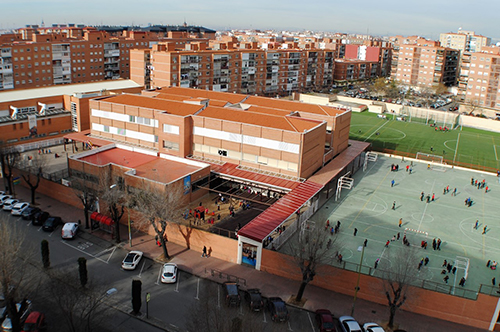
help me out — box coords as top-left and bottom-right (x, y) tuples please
(363, 323), (385, 332)
(2, 199), (19, 211)
(0, 195), (12, 207)
(339, 316), (362, 332)
(61, 222), (79, 239)
(1, 299), (32, 331)
(161, 263), (178, 283)
(122, 251), (143, 270)
(11, 202), (30, 216)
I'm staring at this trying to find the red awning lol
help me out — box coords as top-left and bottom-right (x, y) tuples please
(90, 212), (114, 226)
(238, 181), (323, 242)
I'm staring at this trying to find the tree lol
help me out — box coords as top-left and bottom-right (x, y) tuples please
(72, 180), (98, 230)
(0, 143), (20, 195)
(131, 279), (142, 315)
(379, 246), (422, 328)
(131, 183), (185, 259)
(372, 77), (387, 97)
(98, 171), (125, 244)
(41, 240), (50, 269)
(464, 98), (482, 116)
(433, 83), (448, 96)
(287, 222), (339, 302)
(21, 153), (47, 204)
(78, 257), (88, 288)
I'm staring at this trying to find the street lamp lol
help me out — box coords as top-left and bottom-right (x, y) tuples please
(351, 244), (365, 316)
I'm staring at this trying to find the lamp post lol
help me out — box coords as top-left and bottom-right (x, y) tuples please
(351, 244), (365, 316)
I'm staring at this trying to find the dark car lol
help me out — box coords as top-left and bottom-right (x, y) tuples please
(267, 297), (289, 322)
(316, 309), (336, 332)
(222, 282), (241, 307)
(244, 289), (263, 312)
(32, 211), (49, 226)
(42, 217), (62, 232)
(22, 207), (41, 220)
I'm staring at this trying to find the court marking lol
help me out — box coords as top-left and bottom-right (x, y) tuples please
(443, 139), (458, 151)
(364, 121), (390, 142)
(379, 128), (407, 141)
(418, 180), (435, 232)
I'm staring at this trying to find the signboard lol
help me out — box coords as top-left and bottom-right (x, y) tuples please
(183, 175), (191, 195)
(13, 177), (20, 185)
(28, 114), (37, 137)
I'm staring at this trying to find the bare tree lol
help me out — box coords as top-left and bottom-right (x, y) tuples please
(131, 183), (185, 259)
(99, 182), (125, 244)
(286, 222), (340, 303)
(433, 83), (448, 96)
(464, 98), (482, 116)
(21, 153), (47, 204)
(42, 269), (111, 332)
(72, 179), (98, 230)
(0, 218), (36, 332)
(379, 246), (422, 328)
(0, 143), (20, 195)
(371, 77), (387, 97)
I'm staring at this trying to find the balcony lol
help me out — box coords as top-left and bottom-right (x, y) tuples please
(104, 50), (120, 57)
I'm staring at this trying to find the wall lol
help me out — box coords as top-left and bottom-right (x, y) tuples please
(260, 249), (497, 330)
(460, 115), (500, 133)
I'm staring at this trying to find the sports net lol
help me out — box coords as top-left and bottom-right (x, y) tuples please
(416, 152), (444, 164)
(400, 106), (459, 129)
(454, 256), (470, 280)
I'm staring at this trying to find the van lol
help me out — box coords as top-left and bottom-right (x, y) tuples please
(222, 282), (241, 307)
(61, 222), (79, 239)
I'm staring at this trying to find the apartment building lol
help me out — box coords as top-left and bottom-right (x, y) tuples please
(131, 41), (337, 96)
(391, 39), (459, 87)
(457, 46), (500, 109)
(88, 87), (351, 179)
(0, 25), (215, 92)
(440, 30), (490, 54)
(334, 59), (379, 83)
(344, 41), (392, 77)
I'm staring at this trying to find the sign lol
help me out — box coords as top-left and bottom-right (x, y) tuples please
(183, 175), (191, 195)
(146, 292), (151, 303)
(13, 177), (20, 185)
(28, 114), (37, 137)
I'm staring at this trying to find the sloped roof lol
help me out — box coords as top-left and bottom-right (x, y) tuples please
(162, 86), (248, 104)
(244, 96), (345, 116)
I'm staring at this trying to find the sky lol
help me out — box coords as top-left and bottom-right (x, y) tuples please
(1, 0), (499, 42)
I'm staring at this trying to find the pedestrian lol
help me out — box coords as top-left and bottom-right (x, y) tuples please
(330, 227), (334, 235)
(486, 186), (489, 193)
(443, 187), (446, 195)
(475, 179), (478, 186)
(442, 259), (447, 267)
(493, 278), (496, 286)
(424, 257), (429, 265)
(385, 240), (390, 248)
(424, 241), (428, 249)
(337, 220), (341, 228)
(446, 185), (449, 193)
(364, 239), (368, 247)
(409, 168), (412, 174)
(426, 195), (430, 203)
(474, 220), (479, 230)
(431, 193), (435, 202)
(335, 225), (339, 233)
(391, 179), (395, 187)
(202, 246), (207, 257)
(444, 275), (449, 283)
(452, 266), (456, 274)
(483, 225), (488, 234)
(487, 260), (492, 268)
(471, 177), (474, 185)
(403, 235), (407, 244)
(406, 165), (409, 172)
(420, 192), (424, 201)
(453, 188), (457, 196)
(374, 259), (379, 269)
(447, 263), (452, 273)
(392, 201), (396, 210)
(397, 232), (400, 240)
(353, 228), (358, 236)
(418, 260), (423, 270)
(459, 277), (466, 287)
(399, 218), (402, 227)
(437, 238), (442, 250)
(155, 235), (161, 247)
(432, 238), (437, 250)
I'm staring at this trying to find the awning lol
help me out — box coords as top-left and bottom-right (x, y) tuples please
(90, 211), (114, 226)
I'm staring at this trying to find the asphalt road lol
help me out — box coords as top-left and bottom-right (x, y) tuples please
(3, 211), (324, 332)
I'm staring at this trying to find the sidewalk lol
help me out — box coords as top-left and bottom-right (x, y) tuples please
(13, 185), (486, 332)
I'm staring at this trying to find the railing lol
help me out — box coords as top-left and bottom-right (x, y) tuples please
(10, 138), (65, 153)
(204, 268), (247, 286)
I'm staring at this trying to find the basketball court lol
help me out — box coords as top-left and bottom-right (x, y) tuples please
(283, 153), (500, 298)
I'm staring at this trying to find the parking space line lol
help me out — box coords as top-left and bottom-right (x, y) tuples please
(262, 310), (267, 323)
(136, 261), (146, 278)
(307, 312), (315, 331)
(155, 265), (163, 285)
(174, 272), (179, 292)
(217, 284), (220, 308)
(288, 320), (293, 331)
(60, 240), (109, 264)
(195, 278), (200, 300)
(26, 221), (31, 227)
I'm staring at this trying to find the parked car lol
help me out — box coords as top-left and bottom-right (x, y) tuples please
(362, 322), (385, 332)
(0, 195), (12, 207)
(42, 217), (62, 232)
(222, 282), (241, 307)
(21, 207), (40, 220)
(244, 289), (263, 312)
(32, 211), (49, 226)
(339, 316), (362, 332)
(122, 251), (143, 270)
(1, 300), (32, 331)
(22, 311), (46, 332)
(160, 263), (178, 283)
(267, 297), (289, 322)
(2, 199), (19, 211)
(316, 309), (336, 332)
(61, 222), (79, 239)
(11, 202), (30, 216)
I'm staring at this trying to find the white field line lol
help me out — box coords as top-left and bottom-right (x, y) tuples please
(364, 121), (390, 142)
(453, 132), (461, 163)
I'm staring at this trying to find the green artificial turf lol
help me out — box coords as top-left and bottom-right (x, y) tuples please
(349, 112), (500, 172)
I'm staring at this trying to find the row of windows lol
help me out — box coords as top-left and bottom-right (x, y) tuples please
(192, 143), (298, 172)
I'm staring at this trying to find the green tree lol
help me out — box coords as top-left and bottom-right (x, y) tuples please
(41, 239), (50, 269)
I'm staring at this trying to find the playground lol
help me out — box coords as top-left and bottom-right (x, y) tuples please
(284, 154), (500, 299)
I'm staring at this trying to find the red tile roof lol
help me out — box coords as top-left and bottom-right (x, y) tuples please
(244, 96), (346, 116)
(238, 181), (323, 242)
(79, 148), (158, 168)
(162, 86), (247, 104)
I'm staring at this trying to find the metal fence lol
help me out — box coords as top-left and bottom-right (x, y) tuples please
(12, 138), (65, 153)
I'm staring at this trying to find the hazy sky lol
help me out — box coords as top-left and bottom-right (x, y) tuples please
(1, 0), (499, 42)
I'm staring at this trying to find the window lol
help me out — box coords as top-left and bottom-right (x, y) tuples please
(163, 140), (179, 150)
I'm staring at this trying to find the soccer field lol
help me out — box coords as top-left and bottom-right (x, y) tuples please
(350, 112), (500, 172)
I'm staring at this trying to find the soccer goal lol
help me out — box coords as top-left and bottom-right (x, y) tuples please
(335, 172), (354, 201)
(363, 151), (378, 171)
(415, 152), (447, 172)
(451, 256), (470, 295)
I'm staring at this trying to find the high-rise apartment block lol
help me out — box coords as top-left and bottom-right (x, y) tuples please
(440, 29), (490, 54)
(391, 39), (459, 87)
(0, 24), (215, 91)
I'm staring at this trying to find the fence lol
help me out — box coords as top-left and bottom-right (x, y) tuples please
(204, 268), (247, 286)
(12, 138), (65, 153)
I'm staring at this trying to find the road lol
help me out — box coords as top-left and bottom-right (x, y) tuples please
(4, 211), (324, 332)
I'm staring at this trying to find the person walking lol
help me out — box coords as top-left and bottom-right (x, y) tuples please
(493, 278), (496, 286)
(444, 275), (449, 283)
(424, 257), (429, 266)
(406, 165), (409, 172)
(418, 260), (423, 270)
(399, 218), (402, 227)
(452, 266), (457, 274)
(374, 259), (379, 269)
(437, 238), (442, 250)
(432, 238), (437, 250)
(442, 259), (447, 267)
(353, 228), (358, 236)
(431, 193), (435, 202)
(475, 220), (479, 230)
(420, 192), (425, 201)
(364, 239), (368, 247)
(392, 201), (396, 210)
(391, 179), (395, 187)
(385, 240), (390, 248)
(202, 246), (208, 258)
(397, 232), (400, 240)
(483, 225), (488, 234)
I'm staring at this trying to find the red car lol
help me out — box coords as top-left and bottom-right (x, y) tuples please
(316, 309), (336, 332)
(22, 311), (46, 332)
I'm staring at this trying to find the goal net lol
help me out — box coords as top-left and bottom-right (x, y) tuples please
(400, 107), (459, 129)
(416, 153), (446, 172)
